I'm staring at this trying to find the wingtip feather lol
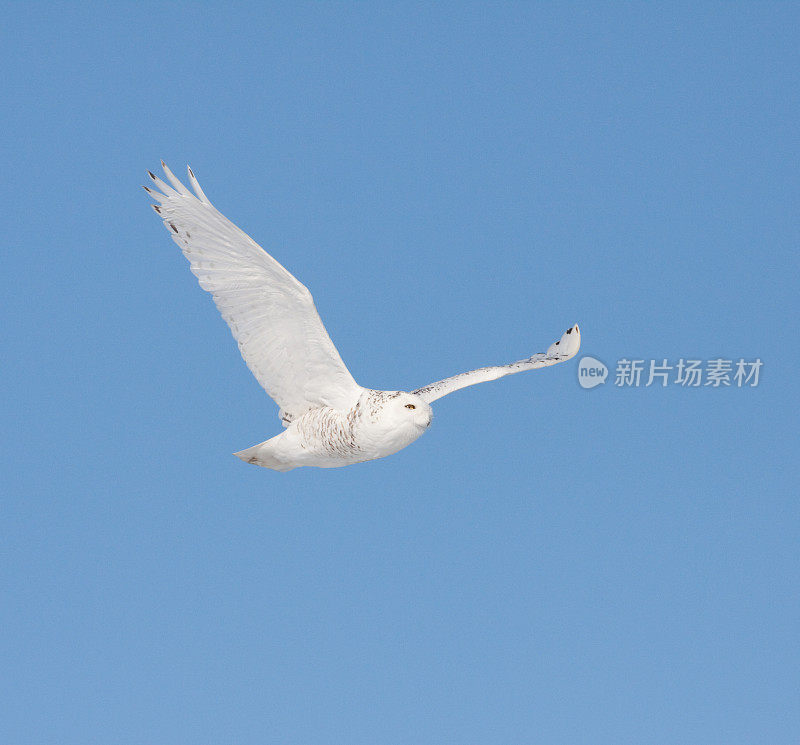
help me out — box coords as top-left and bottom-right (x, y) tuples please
(546, 324), (581, 359)
(186, 164), (211, 204)
(160, 161), (191, 195)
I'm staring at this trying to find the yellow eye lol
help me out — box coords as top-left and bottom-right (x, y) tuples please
(405, 404), (416, 409)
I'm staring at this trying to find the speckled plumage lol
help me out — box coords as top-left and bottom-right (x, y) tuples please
(234, 390), (433, 471)
(146, 163), (581, 471)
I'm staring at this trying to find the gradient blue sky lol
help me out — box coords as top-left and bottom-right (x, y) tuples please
(3, 3), (799, 744)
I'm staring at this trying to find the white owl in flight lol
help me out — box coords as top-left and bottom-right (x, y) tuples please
(145, 163), (580, 471)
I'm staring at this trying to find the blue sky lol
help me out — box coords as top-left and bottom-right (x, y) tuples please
(3, 3), (798, 743)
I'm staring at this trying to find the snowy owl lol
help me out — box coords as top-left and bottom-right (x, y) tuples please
(145, 163), (580, 471)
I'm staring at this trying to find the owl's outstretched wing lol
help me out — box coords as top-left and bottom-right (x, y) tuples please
(145, 163), (362, 422)
(413, 325), (580, 404)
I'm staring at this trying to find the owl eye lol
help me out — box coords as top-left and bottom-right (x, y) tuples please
(405, 404), (416, 409)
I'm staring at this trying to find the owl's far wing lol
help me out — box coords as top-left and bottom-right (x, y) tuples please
(413, 325), (580, 404)
(145, 163), (362, 422)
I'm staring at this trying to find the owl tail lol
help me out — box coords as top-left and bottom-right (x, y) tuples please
(234, 437), (295, 472)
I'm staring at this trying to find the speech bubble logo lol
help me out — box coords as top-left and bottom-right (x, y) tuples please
(578, 356), (608, 389)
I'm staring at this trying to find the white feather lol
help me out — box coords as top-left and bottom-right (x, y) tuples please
(413, 325), (581, 403)
(146, 165), (361, 421)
